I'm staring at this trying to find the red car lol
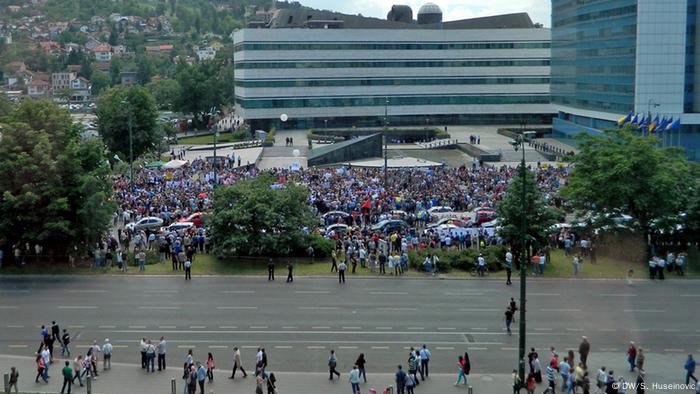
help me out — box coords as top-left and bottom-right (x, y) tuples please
(178, 212), (206, 227)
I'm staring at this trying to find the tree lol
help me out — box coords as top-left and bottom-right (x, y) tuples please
(561, 128), (693, 254)
(96, 85), (159, 159)
(497, 167), (559, 254)
(109, 58), (122, 85)
(208, 175), (316, 257)
(174, 60), (233, 128)
(91, 71), (111, 96)
(0, 94), (14, 118)
(136, 55), (153, 84)
(146, 78), (181, 110)
(0, 100), (114, 262)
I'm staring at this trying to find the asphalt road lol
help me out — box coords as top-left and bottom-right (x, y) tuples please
(0, 274), (698, 374)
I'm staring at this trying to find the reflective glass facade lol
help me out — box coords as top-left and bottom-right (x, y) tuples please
(235, 77), (550, 88)
(551, 0), (637, 114)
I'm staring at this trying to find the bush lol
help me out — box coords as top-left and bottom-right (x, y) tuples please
(408, 245), (506, 272)
(305, 235), (335, 258)
(125, 250), (161, 266)
(262, 127), (277, 147)
(231, 129), (249, 141)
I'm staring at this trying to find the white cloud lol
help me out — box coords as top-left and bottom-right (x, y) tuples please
(298, 0), (551, 26)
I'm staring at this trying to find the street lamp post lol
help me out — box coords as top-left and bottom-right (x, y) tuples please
(512, 123), (530, 383)
(384, 97), (389, 190)
(122, 99), (134, 192)
(213, 130), (220, 187)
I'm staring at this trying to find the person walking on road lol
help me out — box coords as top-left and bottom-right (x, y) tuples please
(395, 365), (407, 394)
(559, 357), (571, 391)
(286, 261), (294, 283)
(35, 354), (48, 383)
(158, 336), (167, 371)
(268, 259), (275, 281)
(60, 361), (72, 394)
(206, 352), (215, 382)
(579, 336), (590, 369)
(685, 354), (697, 385)
(329, 350), (341, 380)
(627, 342), (637, 372)
(636, 348), (645, 372)
(103, 338), (113, 370)
(505, 307), (514, 335)
(338, 260), (347, 283)
(505, 249), (513, 285)
(419, 345), (431, 380)
(61, 329), (71, 357)
(229, 346), (247, 379)
(72, 356), (84, 387)
(196, 361), (207, 394)
(355, 353), (367, 383)
(8, 366), (19, 393)
(349, 364), (361, 394)
(455, 356), (467, 385)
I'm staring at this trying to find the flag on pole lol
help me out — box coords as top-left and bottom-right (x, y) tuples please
(665, 118), (681, 131)
(617, 112), (633, 127)
(647, 115), (659, 133)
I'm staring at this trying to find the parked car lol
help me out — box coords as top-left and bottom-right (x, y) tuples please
(428, 217), (467, 228)
(427, 206), (453, 214)
(178, 212), (206, 227)
(320, 210), (351, 226)
(370, 219), (410, 234)
(163, 222), (194, 233)
(324, 223), (350, 238)
(125, 217), (164, 232)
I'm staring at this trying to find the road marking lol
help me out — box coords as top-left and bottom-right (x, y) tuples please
(566, 328), (583, 332)
(282, 326), (297, 329)
(623, 309), (664, 313)
(219, 326), (238, 329)
(208, 345), (228, 349)
(598, 328), (616, 332)
(250, 326), (268, 329)
(220, 291), (255, 294)
(600, 293), (635, 297)
(501, 347), (518, 351)
(112, 345), (129, 349)
(68, 325), (85, 329)
(99, 325), (116, 329)
(68, 290), (108, 294)
(177, 345), (195, 349)
(0, 290), (29, 294)
(0, 306), (17, 309)
(312, 326), (331, 330)
(216, 306), (258, 310)
(445, 292), (485, 296)
(541, 309), (581, 312)
(144, 290), (178, 294)
(407, 327), (424, 330)
(58, 306), (98, 309)
(665, 348), (685, 352)
(664, 328), (681, 332)
(437, 327), (456, 331)
(295, 291), (330, 294)
(460, 308), (500, 312)
(8, 345), (27, 348)
(190, 326), (207, 329)
(377, 307), (416, 311)
(534, 328), (552, 331)
(371, 346), (389, 350)
(436, 346), (455, 350)
(370, 291), (408, 295)
(159, 326), (176, 329)
(7, 325), (24, 328)
(528, 293), (560, 296)
(273, 346), (293, 349)
(600, 348), (619, 352)
(129, 325), (146, 329)
(299, 307), (338, 310)
(140, 306), (178, 310)
(342, 326), (362, 330)
(241, 346), (258, 349)
(630, 329), (649, 332)
(469, 347), (488, 350)
(375, 327), (393, 330)
(680, 294), (700, 297)
(307, 346), (326, 349)
(338, 346), (358, 349)
(471, 328), (488, 331)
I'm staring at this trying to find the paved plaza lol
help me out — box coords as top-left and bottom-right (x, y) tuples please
(0, 275), (697, 393)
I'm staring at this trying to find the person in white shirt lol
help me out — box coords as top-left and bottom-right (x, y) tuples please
(102, 339), (112, 370)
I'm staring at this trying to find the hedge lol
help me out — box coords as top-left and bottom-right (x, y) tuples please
(407, 245), (506, 272)
(262, 128), (277, 147)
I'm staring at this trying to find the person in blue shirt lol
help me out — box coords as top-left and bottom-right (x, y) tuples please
(196, 362), (207, 394)
(395, 365), (407, 394)
(685, 354), (697, 385)
(419, 345), (431, 380)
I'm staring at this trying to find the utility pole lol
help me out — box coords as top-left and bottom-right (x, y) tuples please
(517, 122), (528, 383)
(125, 99), (134, 192)
(384, 97), (389, 191)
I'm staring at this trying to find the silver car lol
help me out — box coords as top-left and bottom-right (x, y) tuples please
(126, 217), (164, 232)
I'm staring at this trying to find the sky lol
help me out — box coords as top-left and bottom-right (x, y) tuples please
(297, 0), (551, 27)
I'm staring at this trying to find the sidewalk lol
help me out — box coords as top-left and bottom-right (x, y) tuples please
(0, 352), (690, 394)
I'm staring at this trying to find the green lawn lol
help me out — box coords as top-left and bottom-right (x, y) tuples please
(177, 133), (241, 145)
(1, 249), (697, 279)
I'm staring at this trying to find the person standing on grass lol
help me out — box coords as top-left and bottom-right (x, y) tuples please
(137, 249), (146, 271)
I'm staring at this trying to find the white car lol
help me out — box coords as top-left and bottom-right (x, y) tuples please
(125, 217), (164, 232)
(427, 206), (453, 214)
(162, 222), (194, 234)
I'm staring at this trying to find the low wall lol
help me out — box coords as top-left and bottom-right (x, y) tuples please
(457, 144), (501, 162)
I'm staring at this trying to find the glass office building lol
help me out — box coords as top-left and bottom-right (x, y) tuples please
(233, 27), (554, 130)
(551, 0), (700, 160)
